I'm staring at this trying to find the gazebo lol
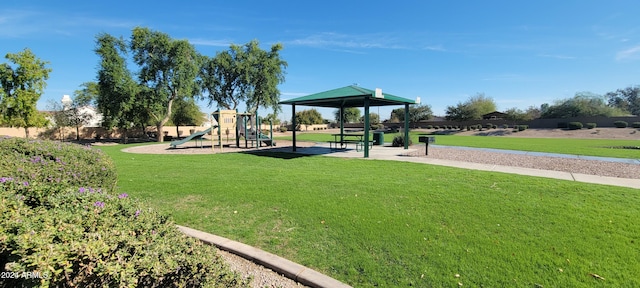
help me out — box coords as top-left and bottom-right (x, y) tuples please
(279, 85), (418, 158)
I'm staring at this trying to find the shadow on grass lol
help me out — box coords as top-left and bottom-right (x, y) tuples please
(239, 151), (317, 159)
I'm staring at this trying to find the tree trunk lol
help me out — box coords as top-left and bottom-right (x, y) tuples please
(121, 127), (128, 144)
(76, 125), (81, 141)
(24, 127), (30, 138)
(157, 124), (163, 142)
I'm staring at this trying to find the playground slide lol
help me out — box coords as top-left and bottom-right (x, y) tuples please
(169, 126), (216, 148)
(258, 133), (276, 146)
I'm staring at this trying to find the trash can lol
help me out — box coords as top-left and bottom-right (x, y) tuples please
(373, 132), (384, 145)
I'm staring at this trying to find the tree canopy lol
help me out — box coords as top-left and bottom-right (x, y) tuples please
(169, 97), (203, 135)
(445, 93), (497, 121)
(130, 27), (202, 142)
(0, 48), (51, 137)
(389, 104), (433, 122)
(540, 92), (628, 118)
(334, 107), (361, 123)
(201, 40), (287, 113)
(95, 33), (140, 134)
(605, 86), (639, 116)
(295, 109), (323, 130)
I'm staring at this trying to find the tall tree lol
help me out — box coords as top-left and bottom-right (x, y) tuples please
(0, 48), (51, 137)
(130, 27), (201, 142)
(170, 97), (203, 136)
(95, 33), (139, 141)
(244, 41), (287, 114)
(73, 81), (99, 106)
(445, 93), (497, 121)
(295, 109), (323, 130)
(540, 92), (627, 118)
(63, 95), (94, 141)
(605, 86), (640, 116)
(334, 107), (361, 123)
(201, 40), (287, 113)
(389, 104), (433, 122)
(360, 113), (380, 124)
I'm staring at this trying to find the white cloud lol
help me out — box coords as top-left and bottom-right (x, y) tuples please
(0, 8), (138, 38)
(190, 38), (234, 47)
(616, 45), (640, 60)
(287, 32), (406, 50)
(538, 54), (576, 60)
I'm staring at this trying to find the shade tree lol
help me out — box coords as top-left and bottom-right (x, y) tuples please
(445, 93), (496, 121)
(201, 40), (287, 114)
(0, 48), (51, 137)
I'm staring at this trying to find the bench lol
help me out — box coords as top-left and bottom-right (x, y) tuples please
(329, 139), (373, 152)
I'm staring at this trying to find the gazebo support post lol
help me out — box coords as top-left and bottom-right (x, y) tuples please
(404, 103), (410, 150)
(364, 97), (370, 158)
(292, 104), (297, 152)
(339, 106), (344, 143)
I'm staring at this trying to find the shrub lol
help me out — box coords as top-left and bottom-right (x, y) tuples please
(614, 121), (628, 128)
(493, 125), (498, 129)
(426, 125), (433, 129)
(485, 123), (493, 129)
(585, 123), (597, 129)
(0, 183), (247, 287)
(0, 138), (248, 287)
(0, 137), (118, 195)
(557, 122), (568, 129)
(502, 124), (509, 129)
(518, 125), (528, 131)
(434, 126), (439, 130)
(391, 135), (412, 147)
(567, 122), (583, 130)
(465, 126), (470, 131)
(632, 122), (640, 128)
(279, 126), (287, 133)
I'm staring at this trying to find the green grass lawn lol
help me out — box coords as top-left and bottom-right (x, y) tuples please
(276, 131), (640, 159)
(99, 144), (640, 287)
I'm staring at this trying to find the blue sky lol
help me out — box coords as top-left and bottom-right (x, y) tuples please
(2, 0), (639, 121)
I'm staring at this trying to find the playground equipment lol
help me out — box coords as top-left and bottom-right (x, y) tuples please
(211, 109), (276, 150)
(169, 126), (217, 148)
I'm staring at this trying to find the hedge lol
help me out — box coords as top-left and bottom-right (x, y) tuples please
(0, 137), (248, 287)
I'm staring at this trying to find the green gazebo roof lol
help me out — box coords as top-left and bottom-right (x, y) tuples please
(279, 85), (417, 108)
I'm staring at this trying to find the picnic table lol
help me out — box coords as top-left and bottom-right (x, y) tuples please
(329, 133), (373, 152)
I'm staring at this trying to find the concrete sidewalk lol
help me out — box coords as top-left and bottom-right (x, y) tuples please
(285, 143), (640, 189)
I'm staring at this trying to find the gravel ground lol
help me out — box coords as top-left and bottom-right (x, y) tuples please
(404, 145), (640, 179)
(216, 250), (308, 288)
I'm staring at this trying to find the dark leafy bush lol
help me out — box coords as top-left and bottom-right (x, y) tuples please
(502, 124), (509, 129)
(0, 138), (248, 287)
(426, 125), (433, 129)
(485, 123), (493, 129)
(585, 123), (597, 129)
(614, 121), (628, 128)
(557, 122), (568, 129)
(517, 125), (528, 131)
(567, 122), (583, 130)
(279, 126), (287, 132)
(632, 122), (640, 128)
(391, 135), (412, 147)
